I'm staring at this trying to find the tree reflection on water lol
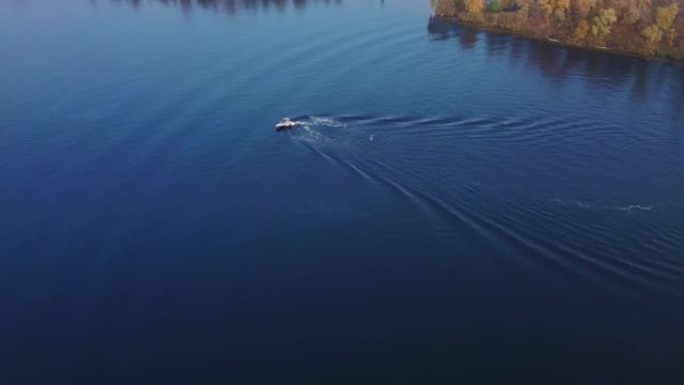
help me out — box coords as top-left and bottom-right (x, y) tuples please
(99, 0), (342, 14)
(428, 15), (684, 114)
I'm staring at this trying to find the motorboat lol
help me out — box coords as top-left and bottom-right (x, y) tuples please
(275, 117), (297, 130)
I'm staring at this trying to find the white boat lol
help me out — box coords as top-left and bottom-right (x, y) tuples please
(275, 117), (297, 130)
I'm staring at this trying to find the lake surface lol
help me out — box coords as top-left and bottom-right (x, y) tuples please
(1, 0), (684, 383)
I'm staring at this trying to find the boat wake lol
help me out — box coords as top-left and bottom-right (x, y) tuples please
(281, 113), (684, 298)
(550, 199), (655, 213)
(285, 115), (353, 148)
(299, 116), (346, 128)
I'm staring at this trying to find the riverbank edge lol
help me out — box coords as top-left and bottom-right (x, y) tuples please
(433, 15), (684, 64)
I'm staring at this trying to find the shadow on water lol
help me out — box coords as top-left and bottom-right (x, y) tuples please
(428, 15), (684, 115)
(98, 0), (342, 13)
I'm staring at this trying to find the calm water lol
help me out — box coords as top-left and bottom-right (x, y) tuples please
(1, 0), (684, 383)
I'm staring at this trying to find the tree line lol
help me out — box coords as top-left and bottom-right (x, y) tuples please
(430, 0), (684, 60)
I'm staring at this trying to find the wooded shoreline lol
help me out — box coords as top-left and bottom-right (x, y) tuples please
(430, 0), (684, 62)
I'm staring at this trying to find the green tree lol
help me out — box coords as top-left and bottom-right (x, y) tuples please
(591, 8), (618, 37)
(488, 0), (503, 13)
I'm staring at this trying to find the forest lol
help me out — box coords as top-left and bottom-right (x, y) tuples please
(430, 0), (684, 60)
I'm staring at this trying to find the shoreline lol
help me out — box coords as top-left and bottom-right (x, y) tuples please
(459, 17), (654, 59)
(432, 15), (684, 64)
(431, 10), (684, 65)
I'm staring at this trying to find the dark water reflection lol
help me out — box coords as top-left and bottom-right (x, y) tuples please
(100, 0), (341, 13)
(428, 16), (684, 112)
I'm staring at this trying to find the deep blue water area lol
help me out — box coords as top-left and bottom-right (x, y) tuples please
(1, 0), (684, 383)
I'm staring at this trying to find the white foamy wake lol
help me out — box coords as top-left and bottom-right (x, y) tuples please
(292, 124), (335, 146)
(551, 199), (655, 213)
(304, 116), (345, 128)
(617, 205), (653, 213)
(287, 116), (346, 146)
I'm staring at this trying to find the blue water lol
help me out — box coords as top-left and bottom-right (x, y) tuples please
(1, 0), (684, 383)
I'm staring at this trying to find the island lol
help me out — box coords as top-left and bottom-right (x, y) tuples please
(430, 0), (684, 61)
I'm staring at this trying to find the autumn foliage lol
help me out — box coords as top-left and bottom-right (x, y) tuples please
(431, 0), (684, 60)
